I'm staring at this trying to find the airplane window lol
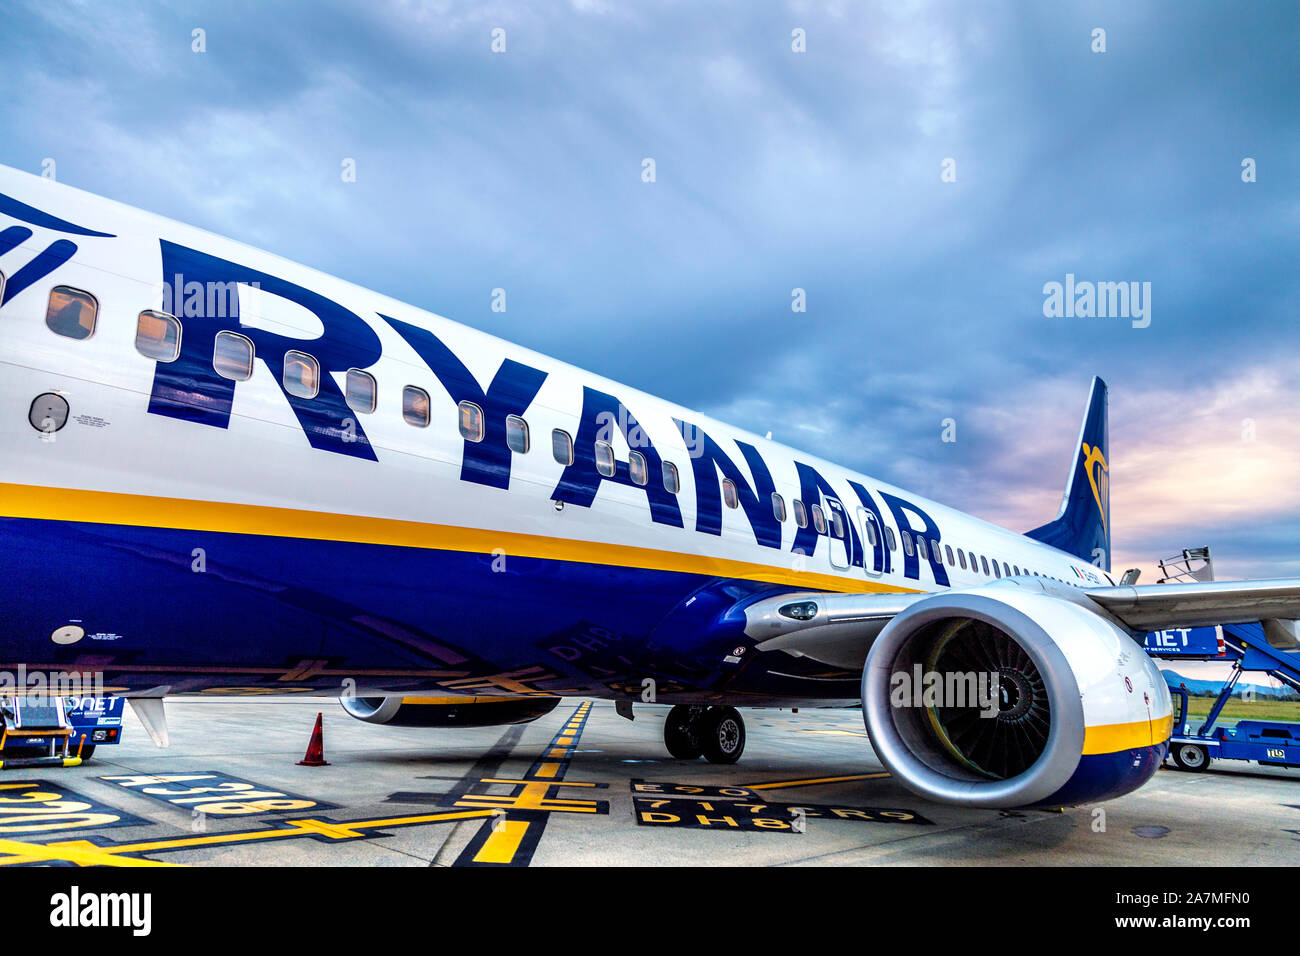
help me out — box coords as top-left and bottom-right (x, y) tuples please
(885, 527), (897, 551)
(552, 429), (574, 466)
(1013, 565), (1020, 576)
(283, 350), (320, 399)
(793, 499), (808, 529)
(916, 536), (928, 561)
(722, 478), (739, 509)
(863, 517), (878, 547)
(458, 401), (485, 442)
(945, 544), (955, 565)
(811, 504), (826, 535)
(830, 509), (845, 538)
(771, 493), (787, 523)
(628, 451), (648, 486)
(135, 311), (182, 362)
(506, 415), (529, 454)
(992, 559), (1001, 577)
(45, 286), (97, 340)
(213, 331), (255, 381)
(901, 531), (914, 556)
(594, 440), (616, 477)
(966, 550), (977, 570)
(980, 556), (990, 576)
(345, 369), (377, 414)
(958, 549), (967, 570)
(0, 269), (5, 305)
(662, 460), (680, 494)
(403, 386), (431, 427)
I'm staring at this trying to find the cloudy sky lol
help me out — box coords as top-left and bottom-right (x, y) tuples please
(3, 0), (1297, 580)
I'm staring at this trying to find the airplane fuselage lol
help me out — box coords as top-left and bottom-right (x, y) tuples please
(0, 167), (1110, 706)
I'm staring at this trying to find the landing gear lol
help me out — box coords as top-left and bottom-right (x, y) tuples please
(664, 705), (702, 759)
(1171, 743), (1210, 772)
(662, 705), (746, 764)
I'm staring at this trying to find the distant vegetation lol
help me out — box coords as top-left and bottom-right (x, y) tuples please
(1185, 698), (1300, 722)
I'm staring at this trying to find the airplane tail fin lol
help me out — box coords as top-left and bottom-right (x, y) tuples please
(1025, 376), (1110, 571)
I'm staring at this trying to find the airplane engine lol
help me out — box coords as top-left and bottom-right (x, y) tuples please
(861, 583), (1172, 809)
(340, 695), (560, 727)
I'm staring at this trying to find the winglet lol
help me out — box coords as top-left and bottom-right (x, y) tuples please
(1026, 377), (1110, 571)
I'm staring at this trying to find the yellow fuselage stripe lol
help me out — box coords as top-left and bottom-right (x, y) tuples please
(0, 482), (916, 596)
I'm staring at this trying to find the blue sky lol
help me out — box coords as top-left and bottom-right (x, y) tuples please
(3, 0), (1297, 579)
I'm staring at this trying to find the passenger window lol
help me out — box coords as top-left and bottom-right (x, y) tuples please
(283, 351), (320, 399)
(916, 536), (928, 561)
(594, 440), (616, 477)
(135, 311), (181, 362)
(458, 401), (484, 442)
(958, 550), (967, 570)
(628, 451), (648, 486)
(945, 545), (955, 565)
(771, 493), (787, 523)
(0, 270), (5, 305)
(662, 460), (680, 494)
(1013, 565), (1021, 576)
(980, 556), (990, 576)
(992, 559), (1001, 577)
(901, 531), (914, 556)
(552, 429), (574, 466)
(506, 415), (529, 453)
(213, 331), (255, 381)
(830, 508), (845, 538)
(793, 499), (808, 529)
(863, 517), (878, 547)
(811, 504), (826, 535)
(722, 478), (739, 509)
(403, 386), (431, 427)
(885, 527), (897, 551)
(45, 286), (97, 340)
(345, 369), (377, 414)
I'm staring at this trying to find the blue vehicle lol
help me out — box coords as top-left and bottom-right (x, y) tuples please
(0, 696), (125, 768)
(1164, 622), (1300, 772)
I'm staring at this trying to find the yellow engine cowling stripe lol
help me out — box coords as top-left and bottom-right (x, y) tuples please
(1082, 713), (1174, 755)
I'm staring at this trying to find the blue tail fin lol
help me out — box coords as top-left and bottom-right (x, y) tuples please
(1025, 377), (1110, 571)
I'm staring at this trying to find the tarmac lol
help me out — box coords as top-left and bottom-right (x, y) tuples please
(1, 697), (1296, 866)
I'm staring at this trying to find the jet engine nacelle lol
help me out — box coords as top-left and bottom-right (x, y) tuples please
(340, 695), (560, 727)
(862, 581), (1172, 809)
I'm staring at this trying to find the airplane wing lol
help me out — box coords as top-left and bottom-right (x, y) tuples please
(743, 577), (1300, 668)
(1084, 577), (1300, 640)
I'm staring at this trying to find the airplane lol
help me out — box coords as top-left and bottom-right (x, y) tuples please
(2, 161), (1298, 810)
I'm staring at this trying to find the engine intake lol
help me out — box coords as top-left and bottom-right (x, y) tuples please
(863, 582), (1170, 808)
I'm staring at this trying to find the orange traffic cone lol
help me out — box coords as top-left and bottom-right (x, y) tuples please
(297, 712), (330, 766)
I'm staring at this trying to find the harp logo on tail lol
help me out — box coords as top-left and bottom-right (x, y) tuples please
(1081, 442), (1109, 534)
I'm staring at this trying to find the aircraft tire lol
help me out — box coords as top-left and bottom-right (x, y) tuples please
(664, 705), (702, 759)
(700, 706), (745, 765)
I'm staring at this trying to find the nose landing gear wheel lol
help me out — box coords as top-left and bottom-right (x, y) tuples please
(700, 706), (745, 765)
